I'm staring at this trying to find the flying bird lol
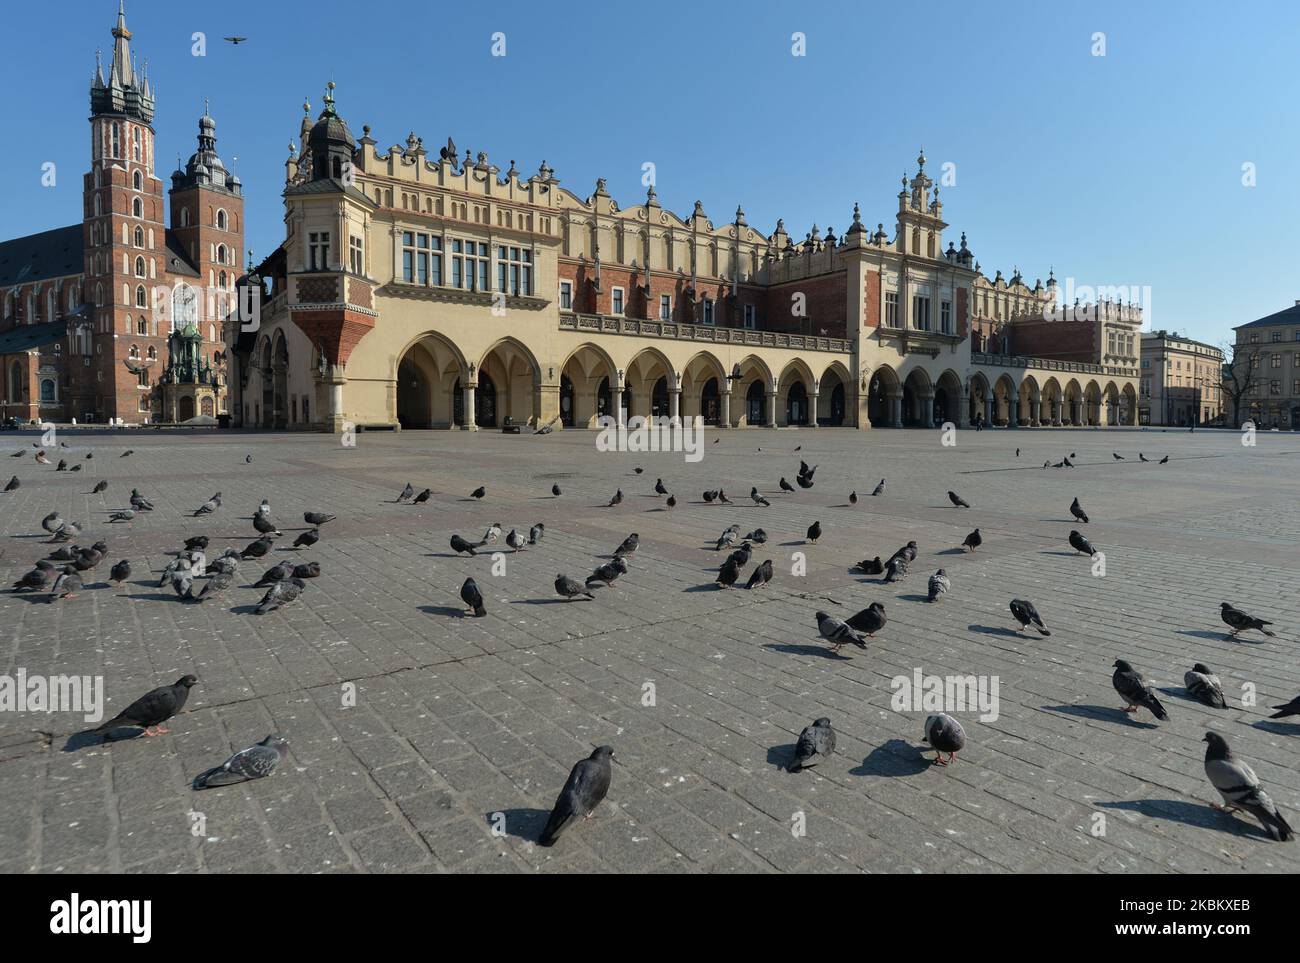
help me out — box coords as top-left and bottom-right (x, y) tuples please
(1010, 599), (1049, 636)
(193, 736), (290, 791)
(1268, 695), (1300, 719)
(1112, 659), (1169, 720)
(1203, 732), (1293, 841)
(790, 718), (835, 772)
(538, 746), (614, 846)
(1220, 602), (1275, 638)
(1184, 663), (1227, 708)
(93, 675), (197, 738)
(223, 36), (249, 44)
(923, 713), (966, 766)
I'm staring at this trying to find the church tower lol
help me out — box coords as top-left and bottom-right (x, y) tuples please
(82, 0), (164, 423)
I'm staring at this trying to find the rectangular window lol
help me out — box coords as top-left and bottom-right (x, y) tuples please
(743, 304), (756, 329)
(940, 300), (952, 334)
(1272, 331), (1282, 342)
(559, 280), (572, 310)
(1270, 379), (1281, 395)
(308, 232), (330, 271)
(1272, 353), (1282, 368)
(495, 246), (531, 296)
(349, 236), (364, 275)
(912, 295), (931, 331)
(659, 294), (671, 320)
(611, 287), (624, 316)
(450, 239), (488, 291)
(702, 298), (714, 324)
(885, 292), (898, 327)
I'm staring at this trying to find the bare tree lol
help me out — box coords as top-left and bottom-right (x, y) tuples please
(1221, 339), (1263, 428)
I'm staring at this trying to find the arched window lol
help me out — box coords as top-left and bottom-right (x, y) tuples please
(219, 271), (227, 289)
(94, 284), (103, 307)
(132, 197), (143, 218)
(134, 227), (143, 247)
(133, 169), (142, 190)
(128, 344), (140, 359)
(208, 324), (216, 343)
(40, 380), (56, 404)
(217, 244), (227, 265)
(137, 316), (147, 335)
(147, 345), (157, 361)
(93, 195), (102, 217)
(53, 342), (62, 358)
(134, 256), (145, 277)
(132, 127), (141, 162)
(111, 122), (120, 158)
(172, 283), (198, 330)
(135, 285), (147, 308)
(9, 362), (22, 402)
(216, 209), (227, 230)
(180, 207), (190, 227)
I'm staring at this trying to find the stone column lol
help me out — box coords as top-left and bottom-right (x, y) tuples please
(1008, 397), (1019, 427)
(720, 388), (731, 428)
(921, 396), (933, 427)
(462, 382), (478, 430)
(890, 394), (903, 428)
(766, 388), (778, 429)
(616, 374), (627, 429)
(325, 368), (346, 434)
(669, 388), (681, 426)
(983, 396), (993, 427)
(809, 391), (820, 427)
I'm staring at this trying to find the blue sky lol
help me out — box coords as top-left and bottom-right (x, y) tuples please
(3, 0), (1297, 345)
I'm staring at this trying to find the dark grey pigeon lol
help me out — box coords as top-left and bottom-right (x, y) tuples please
(607, 488), (624, 507)
(470, 486), (485, 500)
(303, 511), (336, 526)
(806, 520), (821, 543)
(252, 511), (281, 535)
(256, 577), (306, 614)
(1068, 530), (1097, 556)
(413, 488), (432, 504)
(93, 675), (197, 737)
(923, 713), (967, 765)
(654, 478), (668, 497)
(846, 601), (886, 636)
(744, 559), (773, 590)
(538, 746), (614, 846)
(1268, 695), (1300, 720)
(528, 523), (545, 545)
(1220, 602), (1275, 638)
(293, 528), (320, 549)
(193, 735), (288, 789)
(1203, 732), (1293, 841)
(110, 559), (131, 586)
(871, 479), (885, 496)
(962, 528), (982, 552)
(1112, 659), (1168, 720)
(92, 480), (108, 494)
(240, 536), (274, 559)
(947, 490), (970, 508)
(751, 487), (770, 507)
(255, 562), (295, 587)
(1070, 497), (1089, 523)
(586, 557), (628, 590)
(50, 567), (83, 602)
(2, 475), (17, 493)
(613, 533), (639, 558)
(450, 534), (477, 556)
(790, 718), (836, 772)
(551, 483), (561, 497)
(13, 567), (52, 592)
(884, 555), (909, 583)
(856, 556), (883, 575)
(927, 569), (950, 602)
(460, 577), (486, 617)
(817, 610), (867, 654)
(397, 483), (415, 502)
(188, 569), (235, 603)
(716, 557), (740, 589)
(1010, 599), (1050, 636)
(555, 573), (594, 601)
(1184, 663), (1227, 708)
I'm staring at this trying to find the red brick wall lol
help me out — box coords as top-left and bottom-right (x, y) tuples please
(863, 269), (880, 329)
(759, 272), (847, 338)
(1008, 318), (1097, 362)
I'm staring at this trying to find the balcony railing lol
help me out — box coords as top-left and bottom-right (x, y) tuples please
(559, 312), (851, 353)
(971, 352), (1137, 379)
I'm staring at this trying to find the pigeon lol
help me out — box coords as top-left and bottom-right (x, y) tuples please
(633, 467), (644, 475)
(947, 490), (970, 508)
(750, 487), (770, 507)
(1220, 602), (1275, 638)
(413, 488), (432, 505)
(1139, 453), (1149, 462)
(1015, 448), (1020, 457)
(1112, 659), (1168, 720)
(397, 483), (415, 503)
(2, 475), (17, 493)
(170, 565), (195, 599)
(108, 510), (135, 523)
(208, 551), (240, 576)
(194, 495), (222, 516)
(479, 522), (503, 547)
(129, 490), (154, 511)
(607, 488), (624, 507)
(1159, 455), (1169, 464)
(666, 494), (676, 509)
(93, 675), (197, 737)
(528, 523), (545, 545)
(303, 511), (336, 526)
(460, 577), (486, 617)
(260, 497), (271, 514)
(9, 450), (22, 457)
(188, 569), (235, 603)
(715, 526), (739, 551)
(50, 520), (82, 542)
(538, 746), (614, 846)
(56, 459), (68, 472)
(1010, 599), (1050, 636)
(182, 536), (210, 553)
(449, 534), (477, 556)
(888, 540), (917, 564)
(1063, 457), (1074, 468)
(120, 449), (134, 457)
(551, 484), (562, 497)
(1185, 663), (1227, 708)
(586, 557), (629, 590)
(245, 454), (252, 464)
(48, 546), (78, 561)
(927, 569), (950, 602)
(923, 713), (967, 766)
(716, 557), (740, 588)
(252, 512), (282, 536)
(744, 559), (773, 590)
(849, 490), (857, 505)
(790, 718), (836, 772)
(92, 480), (108, 494)
(35, 450), (49, 465)
(799, 463), (817, 481)
(255, 562), (295, 587)
(157, 556), (192, 588)
(1068, 530), (1097, 556)
(1070, 497), (1088, 523)
(1112, 452), (1124, 460)
(1202, 732), (1293, 841)
(743, 528), (768, 543)
(292, 562), (320, 579)
(884, 555), (909, 583)
(256, 577), (306, 614)
(84, 453), (92, 460)
(506, 529), (527, 552)
(725, 542), (753, 568)
(13, 567), (52, 592)
(718, 490), (732, 504)
(240, 536), (275, 559)
(795, 474), (814, 489)
(555, 573), (595, 600)
(779, 477), (794, 493)
(871, 479), (885, 496)
(817, 610), (867, 654)
(469, 487), (486, 500)
(846, 601), (887, 636)
(654, 478), (668, 497)
(50, 567), (83, 601)
(74, 547), (105, 571)
(806, 520), (821, 544)
(856, 556), (884, 575)
(109, 559), (131, 586)
(962, 528), (982, 552)
(293, 529), (320, 549)
(1268, 695), (1300, 719)
(193, 735), (289, 789)
(614, 533), (639, 558)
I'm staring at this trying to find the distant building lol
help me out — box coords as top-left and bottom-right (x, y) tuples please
(1138, 331), (1224, 426)
(1232, 301), (1300, 429)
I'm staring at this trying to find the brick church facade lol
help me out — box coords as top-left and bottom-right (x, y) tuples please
(0, 2), (240, 425)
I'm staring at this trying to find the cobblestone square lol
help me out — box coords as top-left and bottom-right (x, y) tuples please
(1, 424), (1297, 873)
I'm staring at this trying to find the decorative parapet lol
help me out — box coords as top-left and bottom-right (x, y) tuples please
(972, 351), (1137, 379)
(559, 311), (851, 354)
